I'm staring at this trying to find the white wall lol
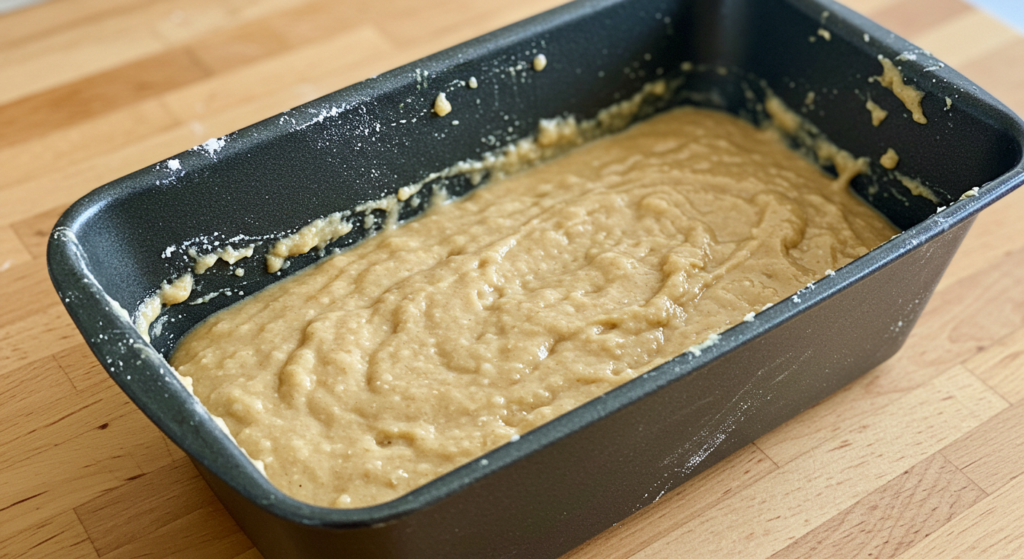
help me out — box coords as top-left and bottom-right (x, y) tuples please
(965, 0), (1024, 33)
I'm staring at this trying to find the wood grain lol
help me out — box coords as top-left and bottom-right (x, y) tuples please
(10, 207), (63, 260)
(75, 458), (225, 556)
(0, 47), (209, 150)
(767, 452), (987, 559)
(2, 510), (99, 559)
(0, 225), (31, 272)
(942, 401), (1024, 494)
(965, 325), (1024, 405)
(0, 98), (180, 191)
(1, 0), (1023, 557)
(895, 474), (1024, 559)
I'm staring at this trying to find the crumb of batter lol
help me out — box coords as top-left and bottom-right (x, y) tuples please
(434, 93), (452, 117)
(134, 273), (193, 342)
(266, 213), (353, 273)
(959, 187), (980, 200)
(866, 98), (888, 127)
(533, 54), (547, 71)
(764, 93), (869, 186)
(870, 56), (927, 124)
(895, 171), (941, 204)
(880, 148), (900, 170)
(189, 245), (255, 274)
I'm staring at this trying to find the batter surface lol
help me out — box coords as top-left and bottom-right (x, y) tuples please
(171, 107), (897, 508)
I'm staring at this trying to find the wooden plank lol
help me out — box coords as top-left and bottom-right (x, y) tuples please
(840, 0), (904, 16)
(10, 207), (65, 260)
(0, 0), (147, 49)
(0, 124), (199, 227)
(1, 510), (99, 559)
(0, 13), (165, 107)
(0, 98), (179, 192)
(0, 2), (565, 226)
(240, 0), (378, 51)
(768, 452), (987, 559)
(0, 39), (396, 228)
(52, 342), (190, 469)
(0, 355), (78, 453)
(0, 224), (31, 272)
(163, 25), (397, 123)
(941, 400), (1024, 494)
(52, 342), (116, 393)
(0, 400), (176, 537)
(74, 457), (221, 556)
(964, 326), (1024, 404)
(368, 0), (567, 51)
(187, 19), (291, 74)
(0, 261), (60, 327)
(358, 0), (571, 70)
(756, 242), (1024, 466)
(0, 304), (83, 375)
(0, 33), (396, 229)
(233, 548), (264, 559)
(218, 0), (314, 22)
(0, 48), (208, 151)
(0, 374), (140, 472)
(145, 0), (239, 47)
(100, 503), (253, 559)
(893, 474), (1024, 559)
(0, 0), (318, 107)
(634, 365), (1006, 559)
(564, 444), (778, 559)
(0, 345), (147, 474)
(183, 0), (486, 73)
(149, 0), (318, 48)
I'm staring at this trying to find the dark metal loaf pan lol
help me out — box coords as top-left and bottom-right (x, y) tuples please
(47, 0), (1024, 557)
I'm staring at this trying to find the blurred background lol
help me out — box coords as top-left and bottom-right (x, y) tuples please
(966, 0), (1023, 32)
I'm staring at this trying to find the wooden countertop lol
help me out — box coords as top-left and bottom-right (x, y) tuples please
(2, 0), (1023, 557)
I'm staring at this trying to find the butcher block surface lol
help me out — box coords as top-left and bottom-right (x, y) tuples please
(2, 0), (1024, 557)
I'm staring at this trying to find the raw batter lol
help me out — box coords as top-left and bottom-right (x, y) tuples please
(170, 107), (897, 508)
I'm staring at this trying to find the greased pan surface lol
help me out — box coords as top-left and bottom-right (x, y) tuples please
(48, 0), (1024, 557)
